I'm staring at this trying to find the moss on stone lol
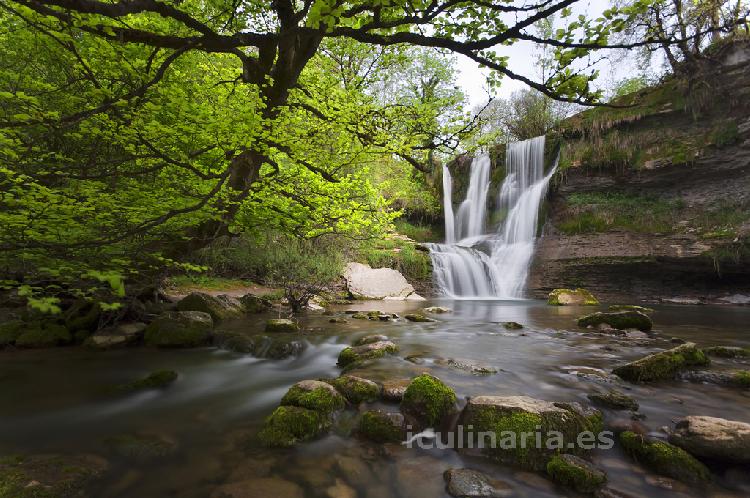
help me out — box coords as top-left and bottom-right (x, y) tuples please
(331, 375), (380, 403)
(257, 406), (329, 447)
(577, 311), (653, 331)
(619, 431), (710, 485)
(280, 381), (345, 414)
(336, 341), (398, 368)
(0, 454), (107, 498)
(113, 370), (178, 393)
(404, 313), (435, 322)
(265, 319), (298, 333)
(104, 433), (176, 460)
(353, 334), (389, 346)
(358, 410), (403, 443)
(502, 322), (523, 330)
(587, 390), (639, 411)
(400, 374), (456, 427)
(351, 313), (368, 320)
(0, 320), (24, 347)
(613, 342), (710, 382)
(15, 322), (72, 348)
(337, 347), (359, 367)
(548, 288), (599, 306)
(143, 311), (213, 348)
(732, 370), (750, 387)
(703, 346), (750, 358)
(546, 454), (606, 493)
(608, 305), (654, 313)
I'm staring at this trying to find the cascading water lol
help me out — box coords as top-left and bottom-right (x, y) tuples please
(427, 135), (556, 299)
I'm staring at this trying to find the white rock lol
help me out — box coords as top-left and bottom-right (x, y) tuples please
(343, 262), (416, 300)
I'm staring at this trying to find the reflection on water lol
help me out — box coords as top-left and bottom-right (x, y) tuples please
(1, 300), (749, 497)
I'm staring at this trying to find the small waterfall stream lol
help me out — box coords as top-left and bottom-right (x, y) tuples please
(427, 136), (556, 299)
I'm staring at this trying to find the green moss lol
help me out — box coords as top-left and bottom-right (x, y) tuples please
(331, 376), (380, 403)
(0, 454), (106, 498)
(587, 390), (639, 411)
(337, 347), (359, 367)
(732, 370), (750, 387)
(608, 305), (654, 313)
(548, 288), (599, 306)
(0, 320), (24, 347)
(703, 346), (750, 358)
(357, 239), (433, 284)
(619, 431), (710, 485)
(577, 311), (653, 331)
(710, 120), (739, 148)
(404, 313), (435, 322)
(281, 383), (345, 414)
(15, 322), (71, 348)
(547, 454), (606, 493)
(613, 343), (709, 382)
(400, 374), (456, 427)
(104, 433), (176, 460)
(257, 406), (328, 447)
(358, 410), (403, 443)
(143, 311), (212, 348)
(336, 341), (398, 368)
(112, 370), (178, 394)
(265, 319), (298, 332)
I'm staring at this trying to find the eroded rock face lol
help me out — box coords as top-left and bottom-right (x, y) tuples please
(612, 343), (709, 382)
(668, 416), (750, 464)
(443, 468), (513, 498)
(343, 262), (418, 300)
(459, 396), (603, 471)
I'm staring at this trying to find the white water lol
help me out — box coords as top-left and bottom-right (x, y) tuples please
(427, 136), (556, 299)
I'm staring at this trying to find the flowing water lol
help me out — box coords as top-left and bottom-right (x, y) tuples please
(2, 302), (749, 497)
(427, 136), (555, 299)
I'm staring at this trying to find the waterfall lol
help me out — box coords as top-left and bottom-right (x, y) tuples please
(427, 136), (555, 299)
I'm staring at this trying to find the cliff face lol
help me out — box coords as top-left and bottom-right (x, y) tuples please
(528, 40), (750, 304)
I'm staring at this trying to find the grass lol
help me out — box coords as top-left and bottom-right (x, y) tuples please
(166, 275), (257, 292)
(393, 219), (441, 243)
(557, 192), (683, 235)
(358, 242), (432, 282)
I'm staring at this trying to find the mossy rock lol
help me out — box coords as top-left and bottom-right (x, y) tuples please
(619, 431), (710, 485)
(0, 454), (108, 498)
(104, 433), (176, 461)
(358, 410), (404, 443)
(613, 342), (710, 382)
(577, 311), (652, 331)
(238, 293), (272, 313)
(703, 346), (750, 358)
(175, 292), (245, 322)
(404, 313), (435, 322)
(353, 334), (389, 346)
(546, 454), (606, 494)
(64, 300), (101, 334)
(0, 320), (24, 347)
(111, 370), (178, 394)
(143, 311), (213, 348)
(587, 390), (639, 411)
(400, 374), (456, 428)
(423, 306), (452, 314)
(328, 317), (348, 324)
(608, 305), (654, 313)
(336, 340), (398, 369)
(280, 380), (346, 414)
(331, 375), (381, 404)
(732, 370), (750, 387)
(257, 406), (330, 447)
(459, 396), (603, 471)
(548, 288), (599, 306)
(351, 313), (368, 320)
(502, 321), (523, 330)
(15, 322), (72, 348)
(265, 319), (298, 333)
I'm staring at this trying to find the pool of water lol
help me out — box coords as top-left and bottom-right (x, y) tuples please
(1, 300), (749, 497)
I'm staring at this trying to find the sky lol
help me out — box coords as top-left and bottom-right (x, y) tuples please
(454, 0), (640, 107)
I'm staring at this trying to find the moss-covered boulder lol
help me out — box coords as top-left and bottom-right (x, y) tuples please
(104, 433), (177, 461)
(84, 322), (146, 350)
(238, 293), (272, 313)
(112, 370), (178, 394)
(608, 305), (654, 313)
(15, 321), (72, 348)
(703, 345), (750, 358)
(546, 454), (606, 494)
(353, 334), (389, 346)
(257, 406), (330, 447)
(577, 311), (652, 331)
(613, 342), (709, 382)
(668, 416), (750, 464)
(501, 321), (523, 330)
(331, 375), (381, 403)
(459, 396), (603, 471)
(548, 288), (599, 306)
(404, 313), (435, 322)
(265, 318), (298, 333)
(144, 311), (213, 348)
(587, 390), (639, 411)
(358, 410), (404, 443)
(0, 320), (24, 347)
(280, 380), (346, 413)
(175, 292), (244, 322)
(400, 374), (456, 428)
(336, 340), (398, 368)
(351, 312), (368, 320)
(0, 454), (108, 498)
(619, 431), (710, 485)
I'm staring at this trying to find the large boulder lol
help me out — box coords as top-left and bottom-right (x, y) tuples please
(0, 453), (108, 497)
(265, 319), (298, 333)
(358, 410), (405, 443)
(280, 380), (346, 414)
(144, 311), (213, 347)
(84, 322), (146, 349)
(15, 321), (72, 348)
(238, 293), (272, 313)
(175, 292), (245, 322)
(343, 262), (417, 300)
(577, 311), (652, 331)
(668, 416), (750, 464)
(459, 396), (603, 471)
(548, 288), (599, 306)
(400, 374), (456, 428)
(336, 340), (398, 368)
(331, 375), (381, 403)
(619, 431), (710, 485)
(213, 331), (304, 359)
(612, 342), (709, 382)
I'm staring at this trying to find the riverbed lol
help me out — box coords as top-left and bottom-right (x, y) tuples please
(1, 300), (749, 497)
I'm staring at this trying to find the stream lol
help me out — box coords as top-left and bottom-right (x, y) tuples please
(1, 299), (749, 497)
